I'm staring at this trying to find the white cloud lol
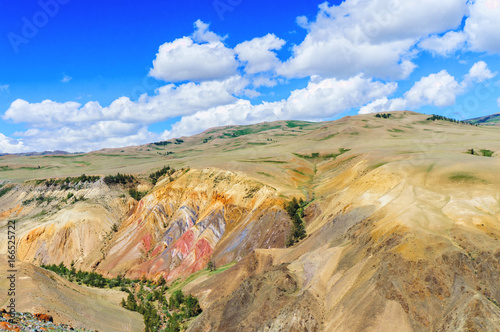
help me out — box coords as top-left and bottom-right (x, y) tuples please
(279, 0), (467, 79)
(61, 74), (72, 83)
(251, 76), (278, 88)
(149, 21), (238, 82)
(284, 75), (397, 119)
(2, 76), (252, 152)
(464, 0), (500, 54)
(362, 70), (461, 114)
(419, 31), (466, 56)
(5, 99), (85, 128)
(359, 97), (406, 114)
(361, 62), (496, 114)
(3, 77), (244, 127)
(14, 122), (159, 153)
(192, 19), (225, 43)
(0, 133), (29, 154)
(464, 60), (496, 83)
(0, 84), (9, 94)
(235, 34), (285, 74)
(405, 70), (461, 108)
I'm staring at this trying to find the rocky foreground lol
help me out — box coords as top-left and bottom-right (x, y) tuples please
(0, 311), (91, 332)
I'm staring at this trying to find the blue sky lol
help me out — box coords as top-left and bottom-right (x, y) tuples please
(1, 0), (499, 152)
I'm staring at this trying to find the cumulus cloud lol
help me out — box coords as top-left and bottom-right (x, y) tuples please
(359, 97), (407, 114)
(360, 61), (496, 114)
(419, 31), (466, 56)
(362, 70), (461, 114)
(192, 19), (225, 43)
(2, 76), (249, 152)
(235, 34), (286, 74)
(284, 75), (397, 119)
(278, 0), (467, 79)
(149, 21), (238, 82)
(405, 70), (462, 107)
(0, 133), (29, 154)
(13, 122), (159, 153)
(464, 0), (500, 54)
(4, 77), (243, 127)
(464, 60), (496, 84)
(251, 76), (278, 88)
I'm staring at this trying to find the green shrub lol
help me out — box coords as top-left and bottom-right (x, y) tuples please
(169, 290), (184, 310)
(0, 185), (13, 198)
(184, 294), (202, 318)
(480, 149), (494, 157)
(207, 260), (216, 272)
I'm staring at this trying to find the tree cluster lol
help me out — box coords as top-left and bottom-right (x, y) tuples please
(153, 141), (172, 146)
(150, 165), (176, 185)
(427, 114), (470, 124)
(285, 197), (307, 247)
(43, 174), (100, 189)
(122, 287), (201, 332)
(41, 261), (202, 331)
(41, 262), (135, 289)
(103, 173), (136, 185)
(129, 188), (147, 201)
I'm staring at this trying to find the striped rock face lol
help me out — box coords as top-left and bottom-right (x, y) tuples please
(97, 168), (291, 281)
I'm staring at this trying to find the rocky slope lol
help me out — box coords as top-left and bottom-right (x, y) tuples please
(0, 178), (131, 270)
(0, 256), (144, 331)
(97, 168), (291, 281)
(185, 153), (500, 331)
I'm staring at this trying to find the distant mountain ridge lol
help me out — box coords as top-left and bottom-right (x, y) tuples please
(465, 112), (500, 125)
(0, 150), (80, 157)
